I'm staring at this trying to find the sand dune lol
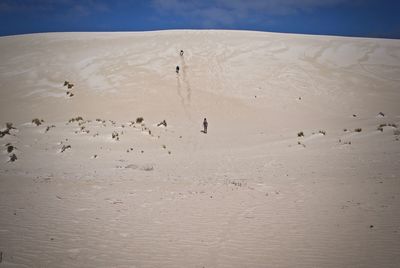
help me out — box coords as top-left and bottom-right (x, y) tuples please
(0, 30), (400, 267)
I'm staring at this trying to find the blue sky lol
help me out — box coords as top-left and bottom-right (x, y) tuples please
(0, 0), (399, 38)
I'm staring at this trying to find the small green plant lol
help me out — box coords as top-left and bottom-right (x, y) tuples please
(136, 117), (144, 124)
(7, 145), (15, 153)
(9, 153), (17, 162)
(112, 131), (119, 141)
(60, 145), (71, 153)
(377, 123), (387, 132)
(68, 116), (83, 123)
(32, 118), (44, 126)
(45, 125), (56, 133)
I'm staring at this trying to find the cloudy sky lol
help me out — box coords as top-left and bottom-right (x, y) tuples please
(0, 0), (399, 38)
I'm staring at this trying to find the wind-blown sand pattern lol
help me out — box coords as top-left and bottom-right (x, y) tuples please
(0, 30), (400, 267)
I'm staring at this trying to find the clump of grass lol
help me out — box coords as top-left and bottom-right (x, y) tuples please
(68, 116), (83, 123)
(32, 118), (44, 126)
(231, 181), (243, 187)
(297, 141), (306, 148)
(388, 123), (398, 128)
(60, 145), (71, 153)
(45, 125), (56, 133)
(162, 144), (166, 149)
(354, 128), (362, 132)
(7, 144), (15, 153)
(343, 128), (347, 132)
(0, 122), (16, 138)
(0, 130), (9, 138)
(297, 131), (304, 137)
(319, 130), (326, 135)
(136, 117), (144, 124)
(377, 123), (387, 132)
(9, 153), (17, 162)
(112, 131), (119, 141)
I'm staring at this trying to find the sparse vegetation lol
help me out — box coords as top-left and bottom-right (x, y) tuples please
(0, 129), (9, 138)
(297, 141), (306, 148)
(136, 117), (144, 124)
(162, 144), (166, 149)
(377, 123), (387, 132)
(7, 145), (15, 153)
(68, 116), (83, 123)
(60, 145), (71, 153)
(32, 118), (44, 126)
(231, 181), (243, 187)
(45, 125), (56, 133)
(297, 131), (304, 137)
(112, 131), (119, 141)
(9, 153), (17, 162)
(354, 128), (362, 132)
(319, 130), (326, 135)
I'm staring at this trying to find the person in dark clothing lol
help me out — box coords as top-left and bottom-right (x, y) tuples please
(176, 66), (180, 73)
(180, 50), (184, 56)
(203, 118), (208, 134)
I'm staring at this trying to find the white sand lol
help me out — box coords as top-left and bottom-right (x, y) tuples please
(0, 30), (400, 267)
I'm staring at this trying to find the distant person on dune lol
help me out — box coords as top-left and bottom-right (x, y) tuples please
(176, 65), (180, 74)
(180, 50), (184, 56)
(203, 118), (208, 134)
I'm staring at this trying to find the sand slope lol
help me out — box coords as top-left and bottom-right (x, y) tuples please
(0, 30), (400, 267)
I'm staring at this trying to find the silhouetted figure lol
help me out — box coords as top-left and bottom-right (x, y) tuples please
(203, 118), (208, 134)
(180, 50), (184, 56)
(176, 66), (180, 74)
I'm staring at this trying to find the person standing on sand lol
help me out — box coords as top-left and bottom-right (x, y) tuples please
(176, 65), (180, 74)
(203, 118), (208, 134)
